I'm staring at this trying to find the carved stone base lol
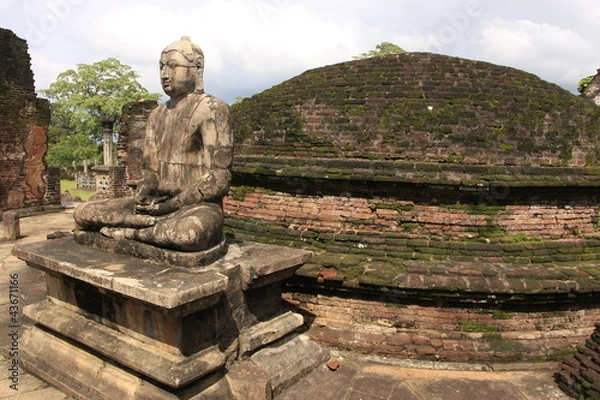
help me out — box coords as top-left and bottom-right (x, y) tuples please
(12, 237), (329, 399)
(74, 230), (229, 268)
(21, 326), (232, 400)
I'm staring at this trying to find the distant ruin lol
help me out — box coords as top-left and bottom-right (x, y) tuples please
(0, 28), (55, 211)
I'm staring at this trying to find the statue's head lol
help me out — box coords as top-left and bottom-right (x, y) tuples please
(160, 37), (204, 98)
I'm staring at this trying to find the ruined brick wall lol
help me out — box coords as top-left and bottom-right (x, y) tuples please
(284, 293), (600, 363)
(224, 189), (599, 241)
(0, 28), (51, 210)
(233, 53), (600, 167)
(556, 323), (600, 398)
(45, 167), (61, 205)
(224, 54), (600, 362)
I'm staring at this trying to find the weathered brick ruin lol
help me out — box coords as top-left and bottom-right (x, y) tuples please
(222, 53), (600, 363)
(118, 52), (600, 368)
(0, 28), (52, 211)
(556, 322), (600, 398)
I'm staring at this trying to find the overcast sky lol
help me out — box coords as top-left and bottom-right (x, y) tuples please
(1, 0), (599, 104)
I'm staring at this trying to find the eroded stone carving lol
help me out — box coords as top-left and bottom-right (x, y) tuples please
(74, 37), (233, 256)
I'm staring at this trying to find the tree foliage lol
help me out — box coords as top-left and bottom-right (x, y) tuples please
(354, 42), (406, 59)
(577, 75), (594, 93)
(41, 58), (161, 169)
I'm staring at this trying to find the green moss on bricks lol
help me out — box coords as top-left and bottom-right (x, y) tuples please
(459, 321), (498, 333)
(232, 52), (600, 165)
(491, 310), (512, 320)
(481, 333), (526, 359)
(375, 202), (415, 212)
(231, 186), (259, 201)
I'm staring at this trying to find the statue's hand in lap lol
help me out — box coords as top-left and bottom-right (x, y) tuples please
(135, 195), (174, 216)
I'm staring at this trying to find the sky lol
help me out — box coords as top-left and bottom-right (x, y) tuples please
(0, 0), (599, 104)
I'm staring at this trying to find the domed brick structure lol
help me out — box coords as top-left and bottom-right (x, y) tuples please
(224, 52), (600, 364)
(233, 52), (599, 166)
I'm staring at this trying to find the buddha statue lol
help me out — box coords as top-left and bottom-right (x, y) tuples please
(74, 37), (233, 254)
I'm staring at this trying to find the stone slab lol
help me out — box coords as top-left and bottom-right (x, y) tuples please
(12, 238), (227, 311)
(226, 362), (272, 400)
(239, 311), (304, 357)
(20, 325), (233, 399)
(11, 237), (312, 310)
(250, 334), (330, 396)
(24, 299), (225, 388)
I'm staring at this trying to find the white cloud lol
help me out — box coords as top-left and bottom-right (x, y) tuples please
(475, 18), (596, 91)
(3, 0), (599, 101)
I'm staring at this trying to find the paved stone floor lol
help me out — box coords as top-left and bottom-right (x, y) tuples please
(0, 210), (573, 399)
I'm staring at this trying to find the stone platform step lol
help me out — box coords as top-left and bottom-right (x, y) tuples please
(294, 257), (600, 304)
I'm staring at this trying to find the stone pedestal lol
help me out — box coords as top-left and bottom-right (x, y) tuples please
(12, 237), (329, 399)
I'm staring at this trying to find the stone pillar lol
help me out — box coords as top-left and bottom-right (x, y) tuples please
(44, 167), (61, 205)
(3, 211), (20, 240)
(101, 116), (116, 167)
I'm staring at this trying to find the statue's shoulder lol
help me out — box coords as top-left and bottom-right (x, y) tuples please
(191, 93), (230, 112)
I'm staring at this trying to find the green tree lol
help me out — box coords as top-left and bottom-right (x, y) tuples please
(354, 42), (406, 59)
(41, 58), (161, 169)
(577, 75), (594, 93)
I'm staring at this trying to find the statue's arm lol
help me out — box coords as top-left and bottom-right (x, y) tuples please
(179, 97), (233, 205)
(196, 98), (233, 202)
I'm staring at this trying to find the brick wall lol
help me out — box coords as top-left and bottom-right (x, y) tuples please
(284, 292), (599, 363)
(233, 53), (600, 167)
(0, 28), (51, 210)
(556, 323), (600, 398)
(224, 188), (599, 241)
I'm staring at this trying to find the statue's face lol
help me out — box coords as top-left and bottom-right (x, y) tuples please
(159, 51), (198, 98)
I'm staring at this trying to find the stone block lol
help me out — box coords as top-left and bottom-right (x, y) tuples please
(13, 237), (326, 399)
(250, 334), (330, 396)
(24, 300), (225, 388)
(74, 230), (229, 268)
(239, 311), (304, 356)
(21, 326), (233, 400)
(226, 362), (272, 400)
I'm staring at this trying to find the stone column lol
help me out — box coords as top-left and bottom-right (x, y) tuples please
(101, 116), (116, 166)
(3, 211), (20, 240)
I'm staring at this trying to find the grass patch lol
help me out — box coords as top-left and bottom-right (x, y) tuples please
(60, 180), (94, 202)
